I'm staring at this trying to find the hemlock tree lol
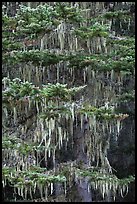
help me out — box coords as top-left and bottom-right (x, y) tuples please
(2, 2), (135, 202)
